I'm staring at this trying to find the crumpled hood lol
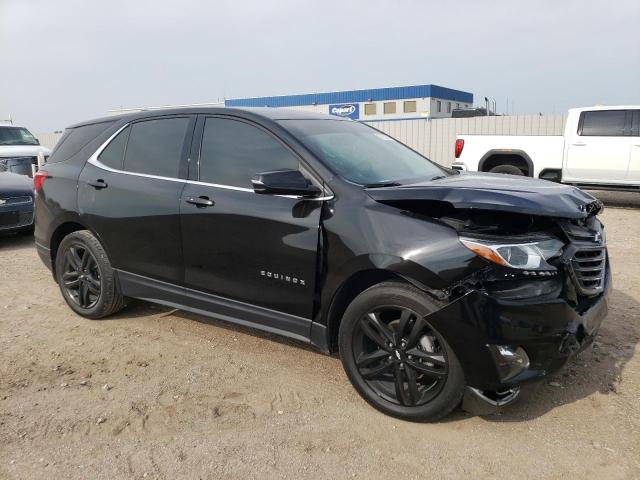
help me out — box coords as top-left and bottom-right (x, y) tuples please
(0, 145), (51, 158)
(0, 172), (34, 196)
(366, 172), (602, 219)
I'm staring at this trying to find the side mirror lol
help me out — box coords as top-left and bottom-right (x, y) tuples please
(251, 169), (322, 197)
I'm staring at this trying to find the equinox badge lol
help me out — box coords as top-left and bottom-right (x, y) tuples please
(260, 270), (306, 286)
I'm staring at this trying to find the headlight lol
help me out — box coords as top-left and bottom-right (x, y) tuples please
(460, 236), (564, 270)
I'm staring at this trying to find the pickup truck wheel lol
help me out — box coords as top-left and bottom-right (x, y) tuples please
(339, 282), (465, 422)
(489, 164), (525, 175)
(55, 230), (127, 319)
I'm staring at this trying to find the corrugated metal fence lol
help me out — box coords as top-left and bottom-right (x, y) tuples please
(35, 133), (64, 151)
(366, 114), (566, 167)
(35, 114), (566, 167)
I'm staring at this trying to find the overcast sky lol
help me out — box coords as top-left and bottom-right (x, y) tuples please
(1, 0), (639, 132)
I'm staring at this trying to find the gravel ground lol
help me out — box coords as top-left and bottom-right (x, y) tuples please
(1, 191), (639, 480)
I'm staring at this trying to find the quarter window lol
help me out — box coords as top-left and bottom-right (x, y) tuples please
(199, 118), (299, 188)
(48, 121), (114, 163)
(364, 103), (377, 115)
(98, 127), (130, 170)
(123, 117), (189, 178)
(580, 110), (626, 136)
(403, 101), (417, 113)
(383, 102), (396, 114)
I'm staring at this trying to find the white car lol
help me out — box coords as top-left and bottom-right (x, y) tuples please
(0, 124), (51, 177)
(452, 106), (640, 191)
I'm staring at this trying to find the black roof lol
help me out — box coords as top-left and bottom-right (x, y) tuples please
(69, 107), (344, 129)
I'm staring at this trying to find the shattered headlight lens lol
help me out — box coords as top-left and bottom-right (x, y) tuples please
(460, 237), (564, 270)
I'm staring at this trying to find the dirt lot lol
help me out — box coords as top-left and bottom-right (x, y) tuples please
(1, 192), (639, 480)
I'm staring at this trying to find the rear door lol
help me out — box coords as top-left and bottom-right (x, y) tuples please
(564, 109), (632, 182)
(627, 110), (640, 181)
(78, 115), (194, 285)
(180, 115), (323, 326)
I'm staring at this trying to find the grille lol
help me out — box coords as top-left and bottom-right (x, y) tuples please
(569, 246), (606, 296)
(0, 210), (33, 229)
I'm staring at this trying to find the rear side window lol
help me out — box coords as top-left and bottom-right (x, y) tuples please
(98, 127), (130, 170)
(579, 110), (626, 136)
(632, 110), (640, 137)
(47, 121), (114, 163)
(199, 118), (299, 188)
(123, 118), (189, 178)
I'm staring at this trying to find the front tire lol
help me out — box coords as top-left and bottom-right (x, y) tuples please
(489, 164), (525, 175)
(339, 282), (465, 421)
(55, 230), (126, 319)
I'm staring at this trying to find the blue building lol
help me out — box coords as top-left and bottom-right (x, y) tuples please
(225, 84), (473, 121)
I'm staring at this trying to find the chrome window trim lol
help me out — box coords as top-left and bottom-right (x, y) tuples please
(88, 121), (334, 200)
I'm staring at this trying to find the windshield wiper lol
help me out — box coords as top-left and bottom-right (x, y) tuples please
(362, 181), (402, 188)
(429, 175), (447, 181)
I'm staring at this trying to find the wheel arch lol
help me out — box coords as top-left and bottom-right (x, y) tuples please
(324, 269), (442, 354)
(48, 220), (110, 279)
(478, 149), (534, 177)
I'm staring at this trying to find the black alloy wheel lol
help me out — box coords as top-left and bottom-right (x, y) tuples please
(61, 244), (101, 309)
(55, 230), (127, 319)
(339, 282), (465, 421)
(354, 306), (448, 407)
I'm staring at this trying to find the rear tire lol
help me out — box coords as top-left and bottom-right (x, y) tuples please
(55, 230), (126, 319)
(489, 164), (525, 176)
(338, 281), (465, 422)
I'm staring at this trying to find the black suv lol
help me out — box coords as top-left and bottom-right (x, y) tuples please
(35, 108), (609, 421)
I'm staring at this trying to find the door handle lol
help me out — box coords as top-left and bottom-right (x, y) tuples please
(88, 179), (108, 189)
(185, 196), (214, 207)
(572, 142), (586, 147)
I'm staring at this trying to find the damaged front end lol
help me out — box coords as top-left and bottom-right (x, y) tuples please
(367, 178), (609, 414)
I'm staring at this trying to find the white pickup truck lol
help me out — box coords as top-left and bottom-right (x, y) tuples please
(452, 106), (640, 191)
(0, 123), (51, 177)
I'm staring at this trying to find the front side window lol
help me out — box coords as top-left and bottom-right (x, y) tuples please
(0, 127), (39, 146)
(123, 117), (189, 178)
(199, 118), (299, 188)
(280, 119), (446, 186)
(98, 127), (130, 170)
(364, 103), (377, 115)
(384, 102), (396, 114)
(580, 110), (626, 136)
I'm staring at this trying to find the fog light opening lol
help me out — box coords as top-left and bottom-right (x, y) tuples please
(489, 344), (531, 381)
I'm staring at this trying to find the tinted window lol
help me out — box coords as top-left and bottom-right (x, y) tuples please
(199, 118), (299, 188)
(98, 127), (130, 169)
(0, 127), (39, 146)
(580, 110), (626, 136)
(123, 117), (189, 178)
(47, 121), (114, 163)
(632, 110), (640, 137)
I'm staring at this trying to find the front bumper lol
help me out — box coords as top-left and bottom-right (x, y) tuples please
(426, 269), (610, 392)
(0, 201), (34, 233)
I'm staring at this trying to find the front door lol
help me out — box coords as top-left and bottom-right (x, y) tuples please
(564, 109), (631, 182)
(180, 116), (323, 322)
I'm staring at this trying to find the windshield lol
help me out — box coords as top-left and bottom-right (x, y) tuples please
(0, 127), (39, 146)
(279, 119), (446, 185)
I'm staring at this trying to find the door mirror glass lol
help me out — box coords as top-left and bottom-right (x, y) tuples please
(252, 169), (321, 197)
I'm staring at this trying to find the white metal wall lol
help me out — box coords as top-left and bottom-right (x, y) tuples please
(365, 114), (567, 167)
(35, 114), (566, 167)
